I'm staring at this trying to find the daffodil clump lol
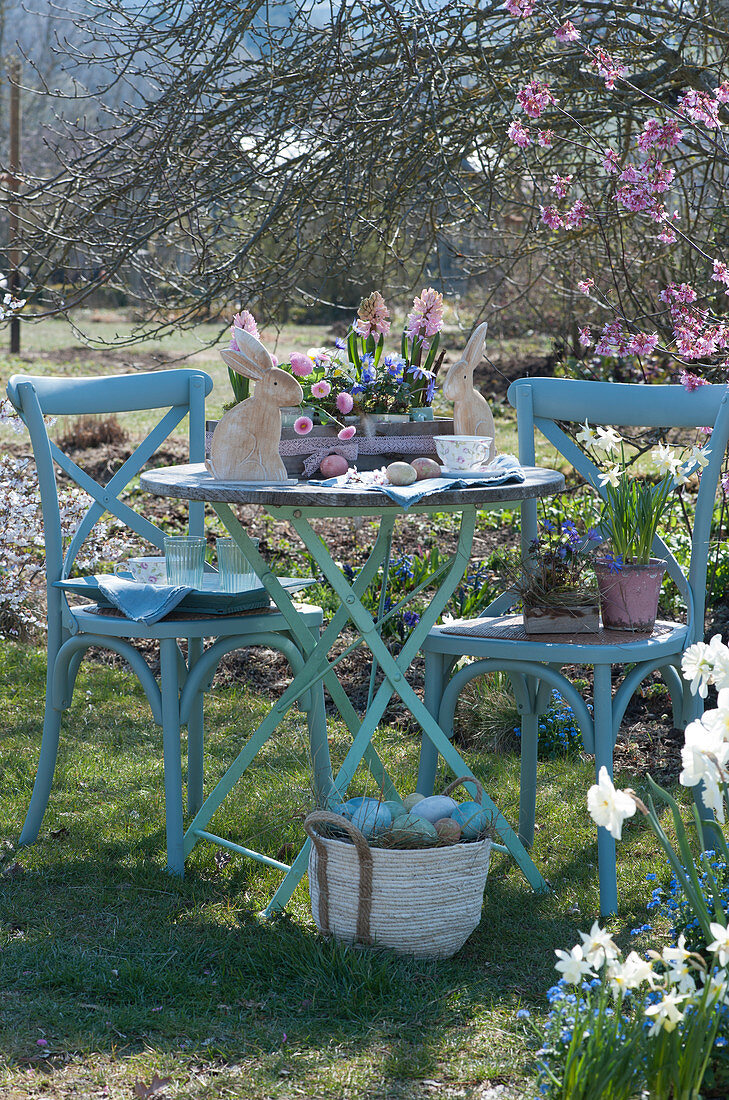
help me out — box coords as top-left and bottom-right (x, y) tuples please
(576, 421), (710, 566)
(532, 920), (729, 1100)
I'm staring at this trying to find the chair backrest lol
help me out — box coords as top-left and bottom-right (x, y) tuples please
(507, 377), (729, 643)
(6, 370), (213, 591)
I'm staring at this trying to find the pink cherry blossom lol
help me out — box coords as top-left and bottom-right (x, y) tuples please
(577, 278), (595, 295)
(517, 80), (555, 119)
(537, 129), (555, 147)
(637, 118), (683, 152)
(336, 391), (354, 414)
(554, 20), (580, 42)
(338, 426), (356, 441)
(565, 200), (589, 229)
(290, 352), (313, 377)
(551, 174), (573, 199)
(678, 89), (720, 128)
(680, 371), (710, 392)
(578, 326), (592, 347)
(716, 82), (729, 104)
(628, 332), (660, 356)
(540, 204), (564, 230)
(712, 260), (729, 288)
(508, 119), (531, 148)
(504, 0), (534, 16)
(595, 322), (629, 356)
(602, 148), (620, 175)
(293, 416), (314, 435)
(590, 47), (625, 89)
(311, 380), (331, 399)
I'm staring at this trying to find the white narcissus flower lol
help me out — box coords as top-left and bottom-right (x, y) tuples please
(579, 921), (620, 967)
(598, 465), (622, 488)
(708, 635), (729, 691)
(691, 445), (710, 470)
(682, 641), (715, 699)
(708, 923), (729, 967)
(576, 419), (598, 446)
(592, 425), (622, 454)
(608, 950), (655, 995)
(679, 719), (729, 822)
(652, 442), (679, 477)
(554, 943), (594, 985)
(645, 991), (687, 1035)
(587, 766), (637, 839)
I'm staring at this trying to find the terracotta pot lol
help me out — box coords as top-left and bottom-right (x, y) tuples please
(595, 558), (667, 631)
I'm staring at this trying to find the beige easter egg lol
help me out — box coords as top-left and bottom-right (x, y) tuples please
(386, 461), (417, 486)
(434, 818), (462, 844)
(403, 792), (426, 811)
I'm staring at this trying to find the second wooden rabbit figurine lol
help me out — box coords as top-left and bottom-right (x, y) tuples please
(207, 328), (303, 481)
(443, 322), (496, 462)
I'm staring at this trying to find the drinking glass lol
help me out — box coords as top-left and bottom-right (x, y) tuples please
(164, 535), (206, 587)
(217, 537), (259, 593)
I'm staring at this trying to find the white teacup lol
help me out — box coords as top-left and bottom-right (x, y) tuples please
(116, 556), (167, 584)
(433, 435), (493, 470)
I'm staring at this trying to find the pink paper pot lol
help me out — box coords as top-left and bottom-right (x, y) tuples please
(595, 558), (667, 632)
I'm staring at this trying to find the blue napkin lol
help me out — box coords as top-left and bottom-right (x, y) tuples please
(311, 454), (526, 510)
(96, 575), (194, 625)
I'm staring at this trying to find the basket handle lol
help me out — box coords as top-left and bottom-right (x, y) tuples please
(442, 775), (485, 805)
(304, 811), (373, 945)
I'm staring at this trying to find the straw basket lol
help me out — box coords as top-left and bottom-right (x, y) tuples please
(304, 778), (492, 959)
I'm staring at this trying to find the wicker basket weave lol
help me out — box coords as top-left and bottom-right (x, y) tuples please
(304, 778), (492, 959)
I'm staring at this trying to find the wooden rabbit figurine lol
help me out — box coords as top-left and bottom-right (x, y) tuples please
(207, 330), (304, 481)
(443, 322), (496, 461)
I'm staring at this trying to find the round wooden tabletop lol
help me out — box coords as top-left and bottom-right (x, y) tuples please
(140, 463), (565, 510)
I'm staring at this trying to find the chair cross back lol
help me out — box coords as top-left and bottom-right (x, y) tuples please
(509, 377), (729, 645)
(7, 370), (212, 585)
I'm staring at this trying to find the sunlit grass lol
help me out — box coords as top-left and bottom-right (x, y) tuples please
(0, 640), (686, 1098)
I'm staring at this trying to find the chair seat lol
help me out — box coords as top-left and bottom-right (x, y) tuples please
(69, 601), (323, 639)
(425, 614), (687, 663)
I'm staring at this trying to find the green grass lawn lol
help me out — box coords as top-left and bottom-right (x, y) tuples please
(0, 640), (683, 1100)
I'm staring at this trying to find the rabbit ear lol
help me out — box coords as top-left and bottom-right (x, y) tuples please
(220, 348), (265, 381)
(229, 328), (275, 380)
(462, 322), (488, 364)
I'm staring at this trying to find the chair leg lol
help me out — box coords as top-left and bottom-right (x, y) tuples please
(307, 680), (336, 809)
(160, 638), (185, 876)
(186, 637), (204, 815)
(416, 650), (448, 795)
(593, 663), (618, 917)
(19, 700), (63, 846)
(519, 711), (538, 848)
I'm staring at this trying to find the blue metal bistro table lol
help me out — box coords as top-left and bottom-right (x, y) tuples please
(140, 464), (564, 914)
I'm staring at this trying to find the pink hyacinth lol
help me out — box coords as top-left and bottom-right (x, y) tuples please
(338, 426), (356, 441)
(290, 352), (313, 377)
(229, 309), (260, 349)
(406, 288), (444, 342)
(311, 380), (331, 399)
(336, 391), (354, 414)
(353, 291), (391, 339)
(293, 416), (313, 435)
(508, 119), (531, 148)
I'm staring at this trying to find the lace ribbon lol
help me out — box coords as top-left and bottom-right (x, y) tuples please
(278, 434), (439, 476)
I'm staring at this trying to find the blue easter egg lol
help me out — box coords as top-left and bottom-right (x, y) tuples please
(339, 796), (368, 819)
(350, 802), (392, 838)
(411, 795), (458, 824)
(451, 801), (491, 839)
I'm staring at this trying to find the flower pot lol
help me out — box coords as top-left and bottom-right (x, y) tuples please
(595, 558), (667, 632)
(523, 600), (600, 634)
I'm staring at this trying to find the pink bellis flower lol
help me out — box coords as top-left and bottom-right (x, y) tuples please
(290, 353), (314, 377)
(311, 380), (331, 399)
(338, 426), (356, 441)
(293, 416), (313, 435)
(336, 391), (354, 414)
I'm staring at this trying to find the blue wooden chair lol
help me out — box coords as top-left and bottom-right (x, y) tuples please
(418, 378), (729, 914)
(7, 370), (328, 876)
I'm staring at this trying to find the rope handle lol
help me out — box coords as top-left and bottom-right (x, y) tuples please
(304, 811), (373, 945)
(442, 775), (485, 805)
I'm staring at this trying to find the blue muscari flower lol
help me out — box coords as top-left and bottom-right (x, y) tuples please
(403, 610), (420, 627)
(343, 563), (355, 581)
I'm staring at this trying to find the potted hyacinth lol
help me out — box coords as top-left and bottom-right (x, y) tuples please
(577, 422), (709, 631)
(226, 288), (447, 429)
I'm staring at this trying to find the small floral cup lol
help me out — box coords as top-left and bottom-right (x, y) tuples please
(116, 557), (168, 584)
(433, 435), (493, 470)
